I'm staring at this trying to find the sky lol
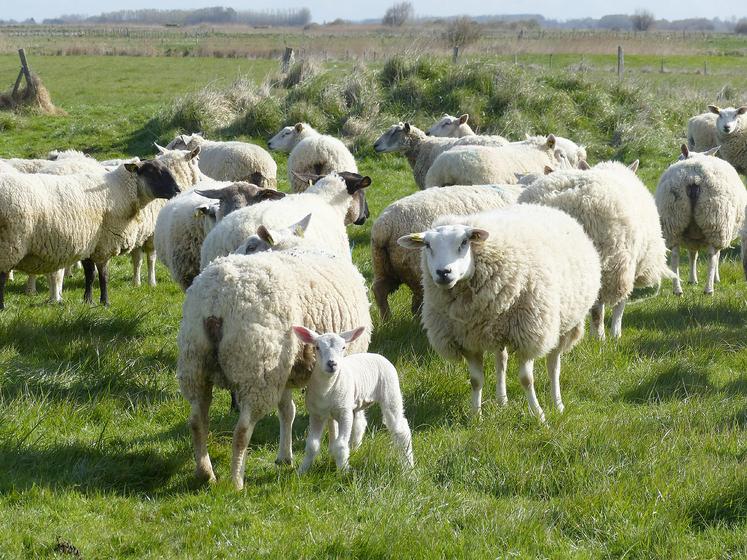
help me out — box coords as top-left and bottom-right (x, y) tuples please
(2, 0), (745, 23)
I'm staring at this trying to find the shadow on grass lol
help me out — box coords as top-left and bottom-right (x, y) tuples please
(687, 476), (747, 530)
(624, 300), (746, 332)
(622, 363), (713, 404)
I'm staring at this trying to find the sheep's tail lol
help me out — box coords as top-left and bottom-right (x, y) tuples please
(203, 316), (223, 357)
(686, 183), (700, 212)
(371, 232), (398, 320)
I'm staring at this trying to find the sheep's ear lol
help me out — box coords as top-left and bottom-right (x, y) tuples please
(544, 165), (554, 175)
(342, 172), (372, 194)
(193, 204), (216, 218)
(292, 213), (312, 237)
(403, 122), (411, 133)
(397, 232), (427, 249)
(195, 188), (224, 200)
(154, 143), (168, 154)
(459, 114), (469, 125)
(187, 147), (200, 160)
(546, 134), (556, 149)
(124, 162), (141, 173)
(708, 105), (721, 115)
(294, 122), (305, 133)
(292, 170), (323, 185)
(704, 146), (720, 157)
(468, 228), (489, 244)
(737, 106), (747, 115)
(681, 144), (690, 159)
(340, 326), (366, 344)
(257, 189), (285, 202)
(196, 131), (205, 137)
(292, 325), (318, 344)
(257, 225), (275, 246)
(577, 160), (591, 170)
(628, 160), (639, 173)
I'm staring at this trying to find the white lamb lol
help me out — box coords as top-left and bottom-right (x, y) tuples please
(268, 123), (358, 192)
(292, 325), (413, 473)
(708, 105), (747, 174)
(200, 172), (371, 270)
(165, 133), (277, 188)
(655, 146), (747, 295)
(518, 160), (671, 339)
(687, 112), (718, 152)
(398, 205), (601, 421)
(177, 246), (372, 489)
(426, 113), (474, 137)
(371, 184), (522, 320)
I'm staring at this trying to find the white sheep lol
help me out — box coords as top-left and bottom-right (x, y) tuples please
(268, 123), (358, 192)
(426, 113), (474, 137)
(177, 247), (372, 489)
(0, 159), (182, 309)
(687, 112), (718, 152)
(708, 105), (747, 174)
(518, 160), (671, 339)
(424, 136), (563, 188)
(2, 155), (106, 175)
(371, 184), (522, 320)
(656, 146), (747, 295)
(234, 214), (311, 255)
(165, 133), (277, 188)
(398, 205), (601, 421)
(291, 325), (413, 473)
(200, 172), (371, 270)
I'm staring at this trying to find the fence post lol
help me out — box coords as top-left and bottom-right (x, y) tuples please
(452, 46), (459, 63)
(660, 58), (664, 73)
(549, 53), (553, 69)
(703, 60), (708, 75)
(617, 46), (624, 81)
(281, 47), (294, 72)
(513, 53), (518, 65)
(12, 48), (34, 98)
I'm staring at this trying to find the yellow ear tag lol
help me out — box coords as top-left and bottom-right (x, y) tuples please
(411, 233), (424, 242)
(294, 225), (305, 238)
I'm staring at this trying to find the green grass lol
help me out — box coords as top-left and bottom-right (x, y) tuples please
(1, 54), (747, 558)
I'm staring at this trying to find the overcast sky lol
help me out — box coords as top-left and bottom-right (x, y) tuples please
(4, 1), (746, 23)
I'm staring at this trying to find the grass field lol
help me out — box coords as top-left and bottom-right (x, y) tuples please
(1, 52), (747, 558)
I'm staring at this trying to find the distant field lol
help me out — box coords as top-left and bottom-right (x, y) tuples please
(1, 50), (747, 558)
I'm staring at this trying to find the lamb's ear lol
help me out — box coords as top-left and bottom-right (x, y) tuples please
(708, 105), (721, 115)
(738, 106), (747, 115)
(294, 122), (305, 133)
(397, 232), (427, 249)
(459, 113), (469, 124)
(403, 122), (411, 133)
(468, 228), (489, 244)
(340, 326), (366, 344)
(628, 160), (640, 173)
(681, 144), (690, 159)
(704, 146), (720, 157)
(187, 147), (200, 160)
(124, 162), (141, 173)
(577, 160), (591, 170)
(257, 225), (275, 246)
(292, 325), (318, 344)
(292, 213), (312, 237)
(544, 165), (554, 175)
(154, 143), (167, 155)
(256, 188), (285, 202)
(546, 134), (556, 149)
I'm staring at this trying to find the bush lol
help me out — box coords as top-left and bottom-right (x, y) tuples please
(382, 2), (413, 27)
(631, 10), (655, 32)
(233, 97), (284, 137)
(380, 56), (412, 87)
(443, 17), (483, 49)
(735, 19), (747, 35)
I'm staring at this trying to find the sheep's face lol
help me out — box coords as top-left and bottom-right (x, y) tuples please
(304, 171), (372, 226)
(196, 183), (285, 221)
(234, 214), (311, 255)
(269, 123), (309, 152)
(426, 114), (470, 137)
(165, 133), (202, 150)
(126, 159), (181, 201)
(374, 123), (412, 153)
(398, 225), (489, 289)
(710, 106), (747, 136)
(194, 203), (219, 236)
(292, 326), (366, 376)
(154, 146), (201, 189)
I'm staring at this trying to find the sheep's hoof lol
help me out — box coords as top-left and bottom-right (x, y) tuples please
(673, 290), (683, 297)
(274, 457), (292, 466)
(704, 289), (714, 296)
(688, 280), (698, 285)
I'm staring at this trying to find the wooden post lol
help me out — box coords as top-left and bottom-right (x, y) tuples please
(281, 47), (294, 73)
(12, 48), (34, 98)
(452, 46), (459, 63)
(549, 53), (553, 69)
(617, 46), (624, 81)
(703, 60), (708, 75)
(660, 58), (664, 73)
(513, 53), (518, 65)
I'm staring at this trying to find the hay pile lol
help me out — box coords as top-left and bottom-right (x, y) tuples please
(0, 72), (64, 115)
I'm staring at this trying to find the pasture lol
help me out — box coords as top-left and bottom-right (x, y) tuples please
(1, 47), (747, 558)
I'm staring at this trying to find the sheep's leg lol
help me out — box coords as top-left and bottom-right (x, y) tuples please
(131, 248), (143, 287)
(372, 279), (394, 321)
(350, 410), (367, 451)
(590, 302), (605, 340)
(147, 249), (157, 287)
(230, 391), (239, 412)
(465, 352), (484, 415)
(546, 350), (564, 413)
(47, 269), (65, 303)
(188, 386), (215, 483)
(275, 389), (295, 465)
(327, 419), (338, 455)
(688, 250), (698, 284)
(714, 258), (721, 283)
(331, 410), (353, 471)
(0, 272), (7, 310)
(82, 259), (96, 304)
(670, 247), (683, 296)
(518, 359), (546, 423)
(495, 347), (509, 405)
(299, 414), (326, 474)
(382, 408), (414, 467)
(704, 247), (719, 295)
(25, 274), (37, 295)
(742, 244), (747, 281)
(610, 300), (626, 340)
(6, 270), (12, 282)
(230, 405), (258, 490)
(410, 289), (423, 317)
(97, 261), (109, 306)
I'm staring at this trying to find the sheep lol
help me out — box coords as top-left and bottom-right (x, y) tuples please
(0, 160), (17, 174)
(655, 145), (747, 295)
(373, 122), (508, 190)
(708, 105), (747, 174)
(268, 123), (358, 192)
(679, 144), (720, 161)
(200, 171), (371, 270)
(292, 326), (413, 473)
(426, 113), (474, 137)
(2, 155), (106, 175)
(155, 182), (283, 291)
(424, 136), (563, 188)
(518, 160), (671, 339)
(177, 247), (372, 489)
(0, 159), (181, 309)
(397, 205), (601, 421)
(165, 134), (277, 189)
(371, 184), (522, 320)
(687, 112), (719, 152)
(234, 213), (311, 255)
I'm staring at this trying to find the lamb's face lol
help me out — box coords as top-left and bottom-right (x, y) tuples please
(268, 125), (302, 152)
(234, 214), (311, 255)
(374, 123), (410, 153)
(292, 326), (366, 376)
(398, 225), (490, 289)
(426, 114), (468, 137)
(711, 106), (747, 136)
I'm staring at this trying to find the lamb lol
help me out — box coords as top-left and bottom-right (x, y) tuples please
(424, 136), (563, 188)
(0, 159), (181, 309)
(687, 112), (719, 152)
(708, 105), (747, 174)
(234, 214), (311, 255)
(373, 122), (508, 190)
(371, 184), (522, 320)
(518, 160), (671, 339)
(292, 326), (413, 473)
(177, 246), (372, 489)
(397, 205), (601, 421)
(165, 134), (277, 189)
(655, 145), (747, 295)
(200, 171), (371, 270)
(268, 123), (358, 192)
(426, 113), (474, 137)
(155, 182), (283, 290)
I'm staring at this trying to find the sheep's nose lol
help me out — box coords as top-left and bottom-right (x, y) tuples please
(425, 131), (431, 136)
(327, 360), (337, 371)
(436, 268), (451, 279)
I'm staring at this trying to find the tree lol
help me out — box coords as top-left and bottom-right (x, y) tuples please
(383, 2), (413, 27)
(443, 17), (483, 49)
(631, 9), (655, 32)
(735, 19), (747, 35)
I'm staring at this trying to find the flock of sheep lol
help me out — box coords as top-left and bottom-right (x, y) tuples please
(1, 102), (747, 489)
